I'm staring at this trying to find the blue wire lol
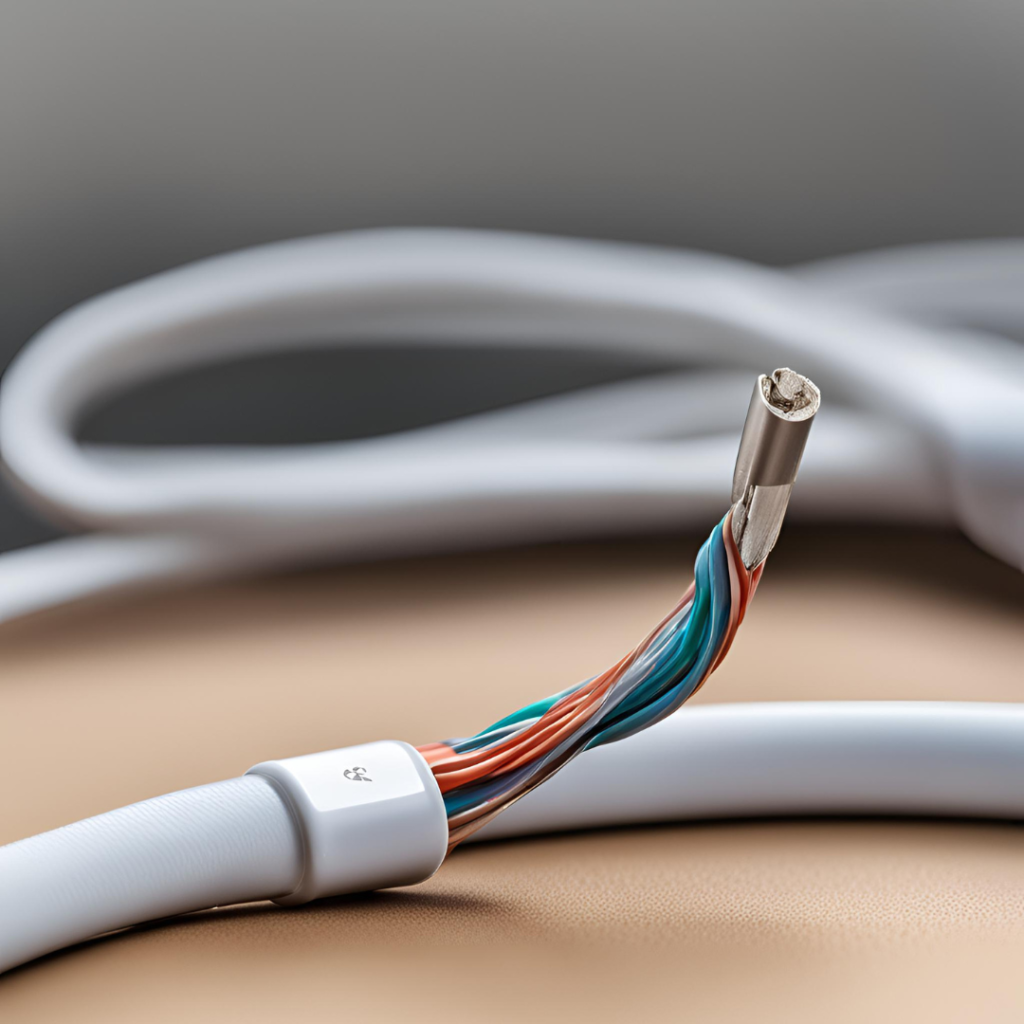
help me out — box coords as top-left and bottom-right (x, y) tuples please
(443, 516), (737, 820)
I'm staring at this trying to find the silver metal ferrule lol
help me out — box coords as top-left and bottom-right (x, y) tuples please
(731, 368), (820, 569)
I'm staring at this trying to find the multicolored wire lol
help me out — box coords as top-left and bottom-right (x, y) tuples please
(418, 507), (764, 849)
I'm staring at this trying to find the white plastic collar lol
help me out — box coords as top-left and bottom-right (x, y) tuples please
(247, 740), (448, 906)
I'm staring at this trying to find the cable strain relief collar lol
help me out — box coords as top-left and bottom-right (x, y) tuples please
(247, 740), (448, 906)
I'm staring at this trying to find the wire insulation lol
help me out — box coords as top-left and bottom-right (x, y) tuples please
(468, 702), (1024, 842)
(0, 776), (302, 975)
(419, 509), (761, 845)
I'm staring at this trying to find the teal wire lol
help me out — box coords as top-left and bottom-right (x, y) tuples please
(442, 516), (736, 818)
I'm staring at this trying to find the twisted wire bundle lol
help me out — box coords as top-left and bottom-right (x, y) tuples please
(419, 508), (763, 847)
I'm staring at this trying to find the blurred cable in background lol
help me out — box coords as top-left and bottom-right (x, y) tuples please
(0, 229), (1021, 625)
(1, 0), (1022, 610)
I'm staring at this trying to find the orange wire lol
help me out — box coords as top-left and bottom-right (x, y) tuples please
(427, 580), (699, 790)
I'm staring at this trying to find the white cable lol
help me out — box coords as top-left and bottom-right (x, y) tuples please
(2, 233), (1021, 973)
(472, 702), (1024, 841)
(793, 238), (1024, 334)
(0, 742), (446, 975)
(0, 230), (1021, 626)
(0, 776), (302, 976)
(4, 701), (1024, 975)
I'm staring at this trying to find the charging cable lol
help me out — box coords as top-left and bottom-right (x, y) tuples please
(1, 232), (1022, 975)
(2, 365), (817, 970)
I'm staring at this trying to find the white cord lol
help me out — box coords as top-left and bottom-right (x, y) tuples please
(5, 701), (1024, 975)
(1, 231), (1022, 973)
(0, 230), (1021, 625)
(0, 776), (302, 975)
(472, 702), (1024, 840)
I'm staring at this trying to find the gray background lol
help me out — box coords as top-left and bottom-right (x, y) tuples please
(3, 0), (1023, 550)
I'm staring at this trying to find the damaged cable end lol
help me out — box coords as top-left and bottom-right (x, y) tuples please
(731, 368), (820, 569)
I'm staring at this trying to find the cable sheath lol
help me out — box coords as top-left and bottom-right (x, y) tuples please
(472, 702), (1024, 841)
(0, 776), (302, 975)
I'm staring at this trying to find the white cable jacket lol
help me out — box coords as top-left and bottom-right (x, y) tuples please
(472, 702), (1024, 841)
(4, 702), (1024, 975)
(0, 230), (1021, 626)
(0, 776), (302, 975)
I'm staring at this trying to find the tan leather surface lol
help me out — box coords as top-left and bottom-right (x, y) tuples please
(1, 528), (1023, 1021)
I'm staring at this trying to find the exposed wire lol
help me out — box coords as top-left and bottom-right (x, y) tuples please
(420, 366), (819, 847)
(420, 506), (760, 848)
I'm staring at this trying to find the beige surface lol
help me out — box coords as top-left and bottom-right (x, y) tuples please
(1, 527), (1023, 1021)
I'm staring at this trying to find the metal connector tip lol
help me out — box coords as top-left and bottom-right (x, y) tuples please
(731, 368), (820, 568)
(761, 367), (819, 421)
